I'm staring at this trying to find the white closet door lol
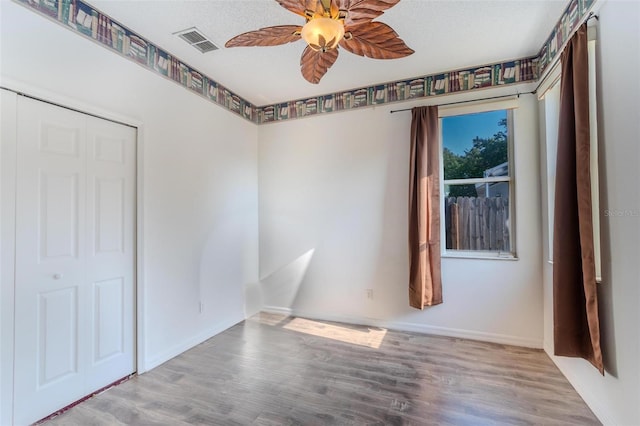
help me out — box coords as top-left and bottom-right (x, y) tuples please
(84, 115), (136, 391)
(13, 97), (136, 425)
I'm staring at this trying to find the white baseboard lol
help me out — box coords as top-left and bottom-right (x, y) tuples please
(261, 305), (293, 316)
(142, 315), (244, 372)
(261, 306), (543, 349)
(381, 320), (542, 348)
(544, 348), (616, 426)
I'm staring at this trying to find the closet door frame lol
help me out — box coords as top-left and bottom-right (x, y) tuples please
(0, 83), (147, 426)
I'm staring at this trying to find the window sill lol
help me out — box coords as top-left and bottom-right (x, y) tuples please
(442, 251), (518, 261)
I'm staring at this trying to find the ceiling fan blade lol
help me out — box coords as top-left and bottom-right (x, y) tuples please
(340, 22), (413, 59)
(225, 25), (302, 48)
(300, 46), (339, 84)
(329, 0), (341, 18)
(312, 0), (326, 16)
(275, 0), (308, 17)
(341, 0), (400, 26)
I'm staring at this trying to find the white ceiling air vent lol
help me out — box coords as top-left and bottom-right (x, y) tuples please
(174, 27), (219, 53)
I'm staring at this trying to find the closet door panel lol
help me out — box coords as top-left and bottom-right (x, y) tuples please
(13, 97), (136, 425)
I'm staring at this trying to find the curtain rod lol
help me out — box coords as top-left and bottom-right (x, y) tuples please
(0, 86), (136, 129)
(389, 92), (531, 114)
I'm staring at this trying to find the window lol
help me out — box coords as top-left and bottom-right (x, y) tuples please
(540, 28), (601, 279)
(440, 107), (515, 257)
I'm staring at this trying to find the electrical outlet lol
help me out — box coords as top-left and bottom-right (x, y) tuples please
(366, 289), (374, 299)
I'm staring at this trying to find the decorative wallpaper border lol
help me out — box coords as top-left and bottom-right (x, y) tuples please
(257, 57), (538, 123)
(536, 0), (595, 75)
(15, 0), (595, 125)
(15, 0), (258, 122)
(258, 0), (596, 124)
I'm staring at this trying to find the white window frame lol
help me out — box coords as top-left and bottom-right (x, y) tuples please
(542, 78), (561, 263)
(539, 26), (601, 281)
(587, 31), (602, 282)
(439, 99), (518, 260)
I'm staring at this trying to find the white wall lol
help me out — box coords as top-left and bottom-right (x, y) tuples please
(6, 0), (638, 424)
(258, 87), (544, 347)
(540, 1), (640, 424)
(1, 1), (259, 423)
(0, 87), (18, 426)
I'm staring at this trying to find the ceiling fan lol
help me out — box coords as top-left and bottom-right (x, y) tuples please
(225, 0), (414, 84)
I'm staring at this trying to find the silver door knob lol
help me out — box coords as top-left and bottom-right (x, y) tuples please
(53, 273), (63, 280)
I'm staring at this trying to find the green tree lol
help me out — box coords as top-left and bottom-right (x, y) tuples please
(443, 147), (464, 179)
(444, 118), (507, 198)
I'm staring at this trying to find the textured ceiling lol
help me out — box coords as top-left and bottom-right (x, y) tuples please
(89, 0), (569, 106)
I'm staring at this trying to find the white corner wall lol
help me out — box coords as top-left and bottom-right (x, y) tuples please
(540, 1), (640, 424)
(0, 3), (259, 423)
(258, 88), (543, 347)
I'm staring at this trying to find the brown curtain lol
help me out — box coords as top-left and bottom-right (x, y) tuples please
(408, 106), (442, 309)
(553, 24), (603, 374)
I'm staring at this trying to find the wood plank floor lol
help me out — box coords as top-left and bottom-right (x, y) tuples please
(45, 313), (600, 425)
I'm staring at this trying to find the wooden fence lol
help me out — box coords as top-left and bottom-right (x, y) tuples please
(445, 196), (510, 251)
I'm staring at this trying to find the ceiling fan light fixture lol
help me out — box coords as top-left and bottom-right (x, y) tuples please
(225, 0), (414, 84)
(301, 17), (345, 52)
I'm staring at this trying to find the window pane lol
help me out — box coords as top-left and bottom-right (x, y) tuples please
(442, 110), (509, 180)
(445, 185), (510, 252)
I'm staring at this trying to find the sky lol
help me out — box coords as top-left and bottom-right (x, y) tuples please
(442, 110), (506, 155)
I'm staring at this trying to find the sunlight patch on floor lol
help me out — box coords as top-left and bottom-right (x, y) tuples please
(252, 312), (289, 326)
(282, 317), (387, 349)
